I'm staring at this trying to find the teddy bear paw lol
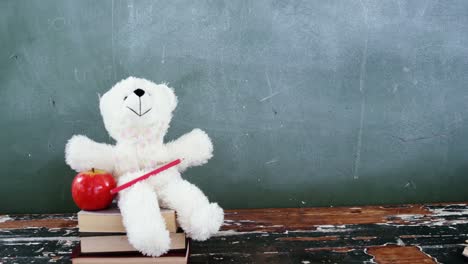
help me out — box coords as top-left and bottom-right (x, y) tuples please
(127, 228), (171, 257)
(186, 203), (224, 241)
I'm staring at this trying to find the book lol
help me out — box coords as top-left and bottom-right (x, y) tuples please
(80, 233), (186, 253)
(78, 207), (177, 233)
(72, 243), (189, 264)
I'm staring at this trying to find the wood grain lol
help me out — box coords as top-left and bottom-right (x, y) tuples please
(222, 204), (431, 232)
(367, 245), (436, 264)
(1, 203), (468, 263)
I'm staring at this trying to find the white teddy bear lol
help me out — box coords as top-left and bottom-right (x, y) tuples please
(65, 77), (224, 256)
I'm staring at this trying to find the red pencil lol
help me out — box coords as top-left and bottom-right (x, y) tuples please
(110, 159), (181, 195)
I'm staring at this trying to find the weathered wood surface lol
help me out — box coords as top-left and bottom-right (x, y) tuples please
(0, 203), (467, 263)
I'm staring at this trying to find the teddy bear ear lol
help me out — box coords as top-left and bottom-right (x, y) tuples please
(161, 83), (178, 113)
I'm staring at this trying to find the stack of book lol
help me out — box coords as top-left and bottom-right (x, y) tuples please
(72, 206), (189, 264)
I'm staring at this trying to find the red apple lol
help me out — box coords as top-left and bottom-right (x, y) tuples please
(71, 169), (116, 210)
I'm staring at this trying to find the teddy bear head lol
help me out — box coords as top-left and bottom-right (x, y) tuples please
(99, 77), (178, 143)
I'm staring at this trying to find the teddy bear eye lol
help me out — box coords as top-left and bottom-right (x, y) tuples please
(123, 96), (128, 101)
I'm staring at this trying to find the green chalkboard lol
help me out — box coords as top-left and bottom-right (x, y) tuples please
(2, 0), (468, 213)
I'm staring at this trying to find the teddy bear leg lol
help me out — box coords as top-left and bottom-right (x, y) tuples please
(159, 179), (224, 241)
(118, 175), (170, 257)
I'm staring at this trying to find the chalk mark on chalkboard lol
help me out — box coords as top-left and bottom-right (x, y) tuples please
(265, 71), (273, 91)
(11, 53), (27, 83)
(173, 118), (282, 133)
(353, 0), (369, 180)
(21, 47), (41, 88)
(391, 131), (451, 143)
(419, 1), (430, 18)
(265, 159), (278, 165)
(414, 44), (468, 56)
(49, 17), (65, 30)
(404, 180), (417, 190)
(392, 83), (399, 93)
(353, 100), (366, 180)
(260, 92), (280, 102)
(391, 117), (464, 143)
(161, 45), (166, 64)
(74, 68), (85, 82)
(260, 71), (281, 102)
(50, 97), (56, 108)
(396, 0), (403, 16)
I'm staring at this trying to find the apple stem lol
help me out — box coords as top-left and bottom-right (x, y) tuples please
(92, 168), (95, 173)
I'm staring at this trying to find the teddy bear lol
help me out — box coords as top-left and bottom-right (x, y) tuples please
(65, 77), (224, 256)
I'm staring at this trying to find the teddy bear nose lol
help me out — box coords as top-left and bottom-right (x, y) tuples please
(133, 88), (145, 97)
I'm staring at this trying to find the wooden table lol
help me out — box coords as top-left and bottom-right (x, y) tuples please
(1, 203), (467, 263)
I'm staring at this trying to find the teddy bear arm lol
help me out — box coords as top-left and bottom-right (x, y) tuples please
(165, 128), (213, 172)
(65, 135), (115, 173)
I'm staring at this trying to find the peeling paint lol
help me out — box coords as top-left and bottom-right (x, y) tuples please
(366, 245), (437, 264)
(0, 216), (12, 223)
